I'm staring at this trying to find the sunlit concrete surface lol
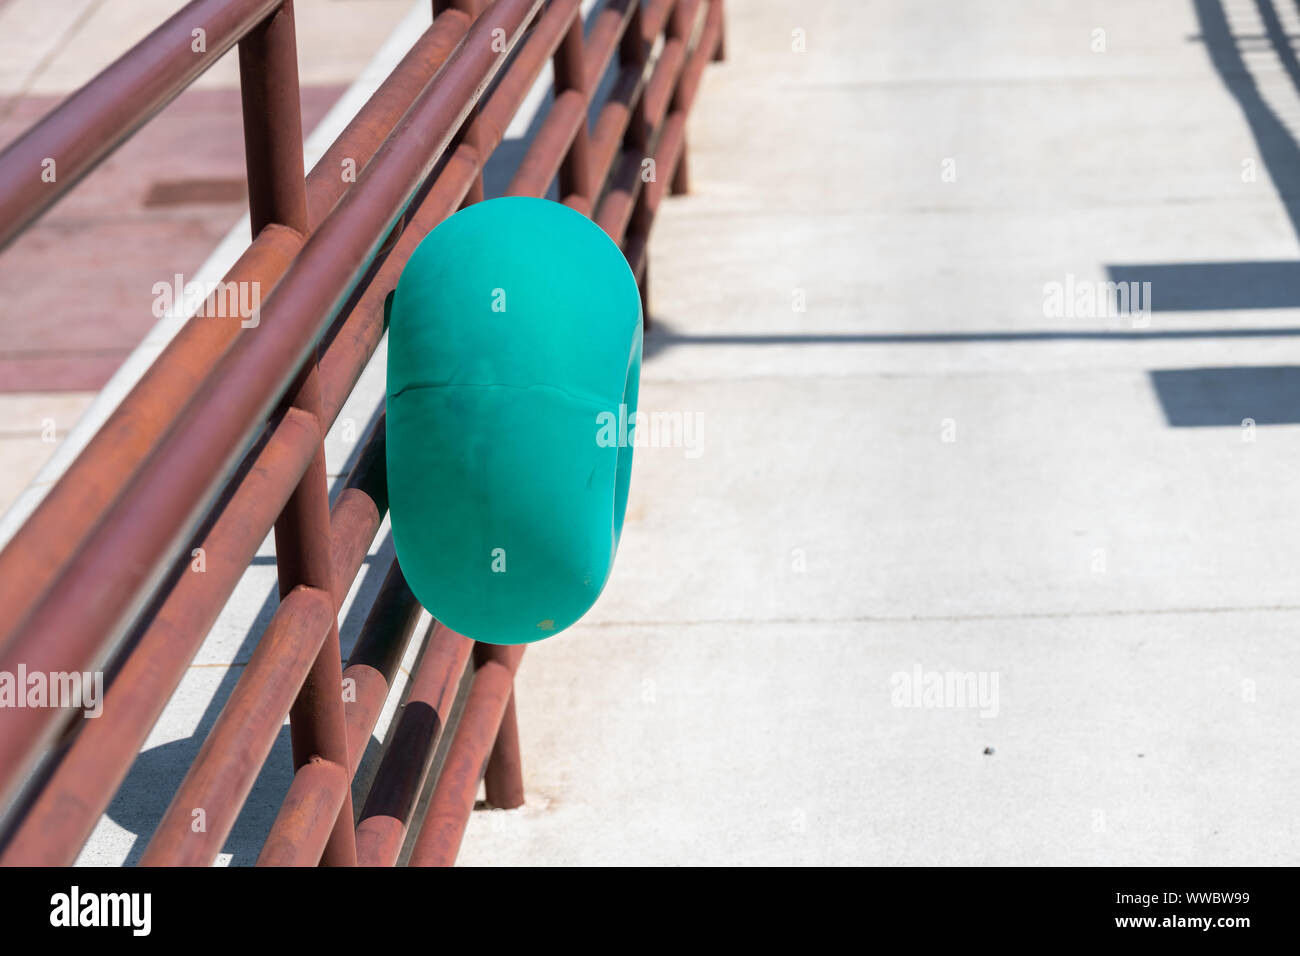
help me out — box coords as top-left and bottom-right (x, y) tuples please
(458, 0), (1300, 865)
(33, 0), (1300, 864)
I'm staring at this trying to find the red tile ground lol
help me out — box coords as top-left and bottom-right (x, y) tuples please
(0, 83), (343, 392)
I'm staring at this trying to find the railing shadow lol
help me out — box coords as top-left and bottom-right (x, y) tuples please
(1106, 0), (1300, 308)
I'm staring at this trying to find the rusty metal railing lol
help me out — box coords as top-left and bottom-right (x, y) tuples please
(0, 0), (723, 866)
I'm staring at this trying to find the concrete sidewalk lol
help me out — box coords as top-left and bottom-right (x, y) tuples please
(458, 0), (1300, 865)
(59, 0), (1300, 864)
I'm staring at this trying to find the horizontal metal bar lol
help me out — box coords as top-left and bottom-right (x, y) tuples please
(563, 193), (594, 216)
(482, 648), (525, 809)
(256, 757), (348, 866)
(641, 38), (687, 139)
(0, 10), (469, 663)
(595, 27), (692, 243)
(0, 0), (544, 810)
(671, 0), (722, 115)
(0, 0), (283, 251)
(643, 0), (678, 43)
(596, 149), (643, 241)
(138, 585), (334, 866)
(651, 111), (688, 208)
(671, 0), (704, 42)
(588, 62), (648, 200)
(624, 0), (722, 276)
(506, 88), (587, 196)
(0, 406), (321, 866)
(476, 0), (577, 148)
(583, 0), (638, 92)
(0, 402), (387, 864)
(317, 0), (609, 443)
(342, 560), (426, 772)
(306, 9), (471, 228)
(0, 0), (728, 868)
(0, 224), (303, 660)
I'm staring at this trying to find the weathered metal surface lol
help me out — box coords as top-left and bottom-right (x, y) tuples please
(0, 0), (724, 866)
(0, 0), (283, 251)
(354, 622), (473, 866)
(0, 8), (471, 666)
(257, 757), (350, 866)
(0, 0), (544, 809)
(407, 645), (525, 867)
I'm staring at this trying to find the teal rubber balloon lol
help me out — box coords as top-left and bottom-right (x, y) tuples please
(386, 196), (642, 645)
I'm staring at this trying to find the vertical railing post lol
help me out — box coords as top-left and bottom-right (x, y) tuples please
(479, 643), (526, 809)
(274, 370), (358, 867)
(553, 4), (593, 202)
(240, 0), (357, 867)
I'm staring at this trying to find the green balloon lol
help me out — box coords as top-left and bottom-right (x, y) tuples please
(386, 197), (642, 645)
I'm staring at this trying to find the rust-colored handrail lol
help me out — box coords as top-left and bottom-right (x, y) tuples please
(0, 0), (724, 867)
